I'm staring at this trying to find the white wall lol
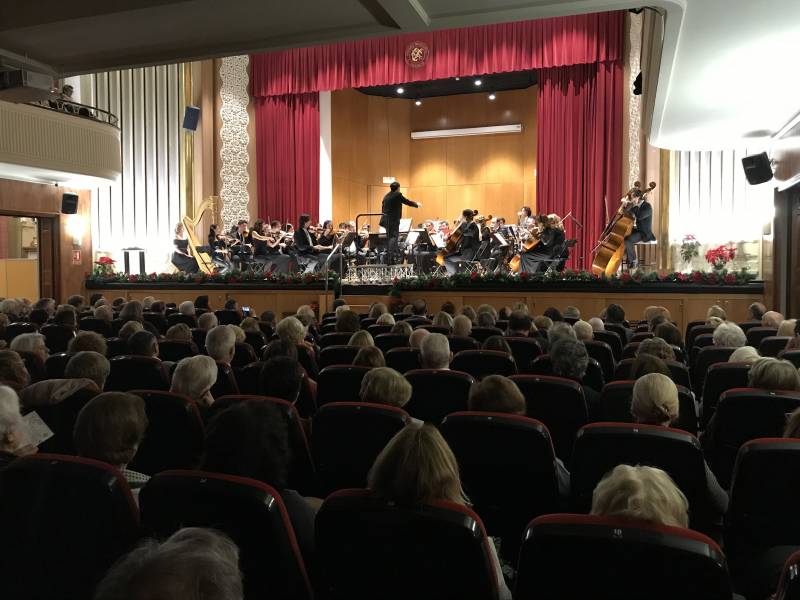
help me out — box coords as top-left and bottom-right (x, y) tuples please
(319, 90), (333, 222)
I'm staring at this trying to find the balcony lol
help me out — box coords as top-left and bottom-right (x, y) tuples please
(0, 98), (121, 186)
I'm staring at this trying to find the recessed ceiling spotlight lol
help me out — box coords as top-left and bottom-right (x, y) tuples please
(396, 87), (405, 94)
(474, 79), (483, 86)
(415, 99), (422, 106)
(455, 77), (460, 81)
(488, 93), (496, 101)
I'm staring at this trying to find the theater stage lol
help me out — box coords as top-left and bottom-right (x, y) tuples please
(85, 278), (764, 333)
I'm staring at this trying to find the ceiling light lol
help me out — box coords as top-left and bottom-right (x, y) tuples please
(415, 99), (422, 106)
(455, 77), (460, 81)
(396, 87), (404, 94)
(488, 93), (496, 101)
(474, 79), (482, 86)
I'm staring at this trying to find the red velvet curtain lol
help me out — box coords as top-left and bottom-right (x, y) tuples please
(537, 60), (623, 270)
(252, 12), (623, 96)
(254, 93), (320, 224)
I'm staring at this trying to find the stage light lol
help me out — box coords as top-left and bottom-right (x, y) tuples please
(488, 93), (496, 101)
(455, 77), (460, 81)
(474, 79), (482, 86)
(415, 99), (422, 106)
(396, 87), (405, 94)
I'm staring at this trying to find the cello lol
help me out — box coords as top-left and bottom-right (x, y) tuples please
(508, 224), (541, 273)
(436, 209), (478, 267)
(591, 181), (656, 277)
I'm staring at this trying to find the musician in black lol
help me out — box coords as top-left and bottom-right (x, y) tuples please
(293, 213), (326, 272)
(380, 181), (420, 264)
(172, 222), (199, 273)
(229, 219), (252, 269)
(207, 223), (232, 272)
(520, 214), (565, 274)
(624, 189), (655, 269)
(443, 209), (481, 275)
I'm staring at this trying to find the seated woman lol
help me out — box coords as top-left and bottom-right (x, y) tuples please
(0, 385), (37, 469)
(353, 346), (385, 368)
(348, 331), (374, 348)
(482, 335), (512, 353)
(200, 399), (319, 563)
(368, 424), (512, 600)
(170, 355), (218, 415)
(172, 223), (199, 273)
(632, 373), (728, 516)
(591, 464), (689, 528)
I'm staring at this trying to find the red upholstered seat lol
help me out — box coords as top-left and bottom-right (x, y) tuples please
(687, 323), (715, 349)
(316, 488), (500, 600)
(440, 412), (560, 561)
(515, 514), (731, 600)
(593, 329), (623, 360)
(0, 454), (140, 600)
(319, 344), (360, 368)
(403, 369), (474, 424)
(691, 346), (737, 393)
(127, 389), (205, 475)
(446, 334), (480, 354)
(140, 470), (313, 600)
(366, 323), (393, 337)
(599, 380), (697, 434)
(781, 350), (800, 369)
(319, 331), (354, 348)
(311, 402), (408, 495)
(584, 339), (616, 381)
(504, 337), (543, 374)
(700, 362), (751, 427)
(631, 331), (654, 343)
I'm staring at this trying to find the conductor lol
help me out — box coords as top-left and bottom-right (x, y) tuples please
(380, 181), (420, 264)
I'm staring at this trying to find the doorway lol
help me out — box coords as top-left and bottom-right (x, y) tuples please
(0, 215), (40, 299)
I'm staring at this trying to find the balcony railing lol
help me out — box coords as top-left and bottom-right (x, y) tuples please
(29, 96), (119, 128)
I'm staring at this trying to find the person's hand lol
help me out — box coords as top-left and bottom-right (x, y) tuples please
(416, 201), (422, 208)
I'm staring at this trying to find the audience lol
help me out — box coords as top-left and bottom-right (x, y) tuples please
(408, 328), (428, 349)
(452, 315), (472, 337)
(572, 320), (593, 342)
(67, 331), (107, 355)
(335, 310), (360, 333)
(468, 375), (525, 414)
(506, 311), (532, 337)
(54, 307), (78, 330)
(482, 336), (512, 353)
(728, 346), (760, 364)
(118, 320), (143, 340)
(391, 321), (413, 337)
(65, 351), (110, 389)
(591, 464), (689, 528)
(432, 311), (454, 330)
(787, 319), (800, 351)
(460, 305), (477, 323)
(376, 313), (395, 326)
(259, 357), (304, 403)
(712, 322), (747, 348)
(543, 307), (563, 322)
(420, 333), (451, 370)
(165, 323), (193, 343)
(746, 302), (767, 322)
(128, 330), (159, 358)
(359, 367), (413, 409)
(630, 354), (671, 379)
(588, 317), (605, 332)
(353, 346), (386, 368)
(550, 338), (600, 418)
(94, 304), (114, 324)
(348, 330), (374, 348)
(654, 322), (683, 348)
(206, 325), (236, 365)
(706, 305), (727, 321)
(636, 337), (675, 361)
(0, 350), (30, 389)
(548, 322), (577, 346)
(198, 311), (219, 331)
(533, 315), (553, 334)
(368, 302), (388, 319)
(170, 355), (217, 409)
(94, 527), (243, 600)
(10, 333), (48, 363)
(368, 424), (512, 600)
(748, 357), (800, 390)
(564, 306), (581, 320)
(0, 385), (36, 468)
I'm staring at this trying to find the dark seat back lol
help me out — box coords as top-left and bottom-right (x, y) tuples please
(140, 471), (313, 600)
(516, 514), (731, 600)
(366, 324), (393, 337)
(126, 389), (205, 475)
(158, 340), (195, 362)
(604, 322), (630, 342)
(746, 326), (778, 349)
(190, 327), (207, 349)
(470, 326), (504, 343)
(593, 329), (623, 361)
(30, 387), (97, 454)
(775, 549), (800, 600)
(319, 345), (360, 368)
(687, 324), (715, 350)
(105, 336), (128, 358)
(529, 354), (605, 392)
(106, 355), (169, 391)
(44, 352), (74, 379)
(707, 388), (800, 487)
(210, 361), (240, 398)
(403, 369), (474, 424)
(510, 374), (588, 462)
(504, 337), (543, 374)
(451, 350), (517, 379)
(311, 402), (408, 495)
(167, 313), (197, 328)
(781, 350), (800, 369)
(417, 324), (450, 335)
(317, 365), (372, 406)
(584, 339), (615, 381)
(0, 454), (140, 600)
(142, 312), (168, 334)
(244, 330), (266, 354)
(385, 347), (421, 373)
(700, 362), (751, 427)
(446, 334), (480, 354)
(759, 336), (791, 357)
(631, 331), (654, 343)
(214, 310), (241, 325)
(374, 333), (410, 353)
(571, 423), (711, 527)
(319, 332), (355, 348)
(622, 341), (640, 360)
(599, 380), (697, 434)
(440, 412), (560, 561)
(78, 317), (112, 336)
(4, 321), (36, 342)
(316, 489), (500, 600)
(692, 346), (736, 392)
(232, 342), (258, 367)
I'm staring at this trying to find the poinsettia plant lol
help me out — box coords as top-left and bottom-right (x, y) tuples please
(93, 256), (116, 277)
(680, 234), (701, 263)
(705, 245), (736, 270)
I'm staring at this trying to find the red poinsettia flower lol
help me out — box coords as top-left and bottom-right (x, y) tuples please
(96, 256), (115, 265)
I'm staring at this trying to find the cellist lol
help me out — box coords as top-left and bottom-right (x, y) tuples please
(623, 188), (655, 269)
(443, 209), (481, 275)
(519, 214), (565, 274)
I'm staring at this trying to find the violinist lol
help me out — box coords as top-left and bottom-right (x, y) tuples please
(207, 223), (232, 272)
(623, 188), (655, 270)
(229, 219), (252, 269)
(293, 213), (327, 272)
(518, 206), (534, 228)
(443, 209), (481, 275)
(519, 214), (565, 274)
(316, 220), (337, 248)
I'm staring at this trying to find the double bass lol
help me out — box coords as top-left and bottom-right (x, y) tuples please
(591, 181), (656, 277)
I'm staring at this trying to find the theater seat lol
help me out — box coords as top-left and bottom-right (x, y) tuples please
(613, 358), (691, 389)
(311, 402), (408, 495)
(158, 340), (195, 362)
(446, 334), (480, 354)
(233, 361), (263, 395)
(705, 388), (800, 488)
(775, 549), (800, 600)
(384, 347), (421, 373)
(504, 337), (543, 374)
(604, 322), (631, 342)
(142, 312), (168, 334)
(367, 324), (393, 337)
(593, 329), (623, 361)
(45, 352), (74, 379)
(316, 489), (501, 600)
(746, 327), (778, 349)
(79, 316), (112, 336)
(631, 331), (654, 343)
(0, 454), (140, 600)
(451, 349), (517, 379)
(621, 342), (640, 360)
(244, 330), (266, 354)
(319, 331), (354, 349)
(403, 369), (474, 424)
(214, 310), (241, 325)
(316, 365), (372, 406)
(570, 422), (714, 530)
(140, 470), (313, 600)
(599, 380), (698, 434)
(232, 342), (258, 367)
(687, 324), (715, 350)
(470, 326), (504, 343)
(440, 412), (561, 561)
(692, 346), (737, 393)
(584, 339), (616, 381)
(529, 354), (605, 393)
(105, 337), (129, 358)
(106, 355), (170, 391)
(39, 324), (75, 353)
(759, 336), (791, 357)
(4, 321), (36, 343)
(700, 362), (751, 427)
(127, 390), (205, 475)
(210, 360), (240, 398)
(319, 345), (360, 368)
(515, 514), (732, 600)
(781, 350), (800, 369)
(374, 333), (411, 353)
(510, 374), (588, 462)
(417, 324), (450, 335)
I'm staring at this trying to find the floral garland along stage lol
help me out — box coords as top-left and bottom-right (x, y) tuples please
(86, 270), (339, 286)
(389, 268), (758, 293)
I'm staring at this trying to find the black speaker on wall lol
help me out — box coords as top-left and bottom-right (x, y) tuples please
(61, 193), (79, 214)
(741, 152), (773, 185)
(183, 106), (200, 131)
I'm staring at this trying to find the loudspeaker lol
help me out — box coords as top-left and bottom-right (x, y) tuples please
(741, 152), (773, 185)
(182, 106), (200, 131)
(61, 193), (78, 214)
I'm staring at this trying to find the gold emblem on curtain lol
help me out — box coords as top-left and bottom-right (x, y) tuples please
(405, 42), (429, 68)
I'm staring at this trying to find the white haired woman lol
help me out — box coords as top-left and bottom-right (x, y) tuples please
(0, 385), (36, 469)
(170, 355), (218, 411)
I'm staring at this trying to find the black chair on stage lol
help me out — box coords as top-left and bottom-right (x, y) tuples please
(404, 369), (474, 424)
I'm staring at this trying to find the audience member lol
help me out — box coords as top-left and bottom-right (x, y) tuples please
(368, 424), (511, 600)
(360, 367), (412, 409)
(0, 385), (36, 468)
(259, 357), (304, 403)
(648, 314), (668, 332)
(550, 338), (600, 418)
(128, 330), (159, 358)
(572, 320), (593, 342)
(0, 350), (30, 389)
(259, 310), (276, 327)
(440, 301), (456, 316)
(548, 322), (577, 346)
(408, 328), (428, 349)
(468, 375), (524, 414)
(94, 304), (113, 323)
(712, 322), (747, 347)
(411, 299), (427, 316)
(482, 336), (511, 353)
(452, 315), (472, 337)
(391, 321), (413, 337)
(707, 316), (724, 330)
(787, 319), (800, 352)
(748, 357), (800, 390)
(67, 331), (107, 355)
(588, 317), (605, 332)
(654, 322), (683, 348)
(262, 339), (298, 362)
(94, 527), (243, 600)
(33, 297), (56, 317)
(476, 311), (496, 328)
(432, 311), (454, 330)
(564, 306), (581, 320)
(239, 317), (260, 333)
(206, 326), (236, 365)
(10, 332), (48, 363)
(353, 346), (386, 368)
(591, 464), (689, 528)
(66, 294), (85, 311)
(728, 346), (760, 364)
(201, 399), (318, 561)
(630, 354), (670, 379)
(335, 310), (360, 333)
(785, 407), (800, 438)
(177, 301), (195, 318)
(605, 303), (627, 325)
(118, 320), (143, 340)
(64, 351), (110, 390)
(171, 355), (217, 409)
(460, 305), (477, 323)
(376, 313), (395, 326)
(198, 312), (218, 331)
(706, 305), (727, 321)
(368, 302), (388, 319)
(747, 302), (767, 321)
(762, 311), (785, 329)
(506, 311), (532, 337)
(348, 330), (374, 348)
(636, 337), (675, 361)
(73, 391), (149, 491)
(543, 307), (564, 322)
(777, 318), (797, 338)
(533, 315), (553, 333)
(165, 323), (193, 343)
(420, 333), (451, 370)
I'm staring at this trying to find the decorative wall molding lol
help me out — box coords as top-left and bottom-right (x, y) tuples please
(219, 55), (250, 229)
(628, 12), (643, 183)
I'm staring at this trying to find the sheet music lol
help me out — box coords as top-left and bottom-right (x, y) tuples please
(430, 232), (446, 249)
(493, 233), (509, 247)
(399, 218), (412, 233)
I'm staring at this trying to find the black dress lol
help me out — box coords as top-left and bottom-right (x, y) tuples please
(172, 239), (199, 273)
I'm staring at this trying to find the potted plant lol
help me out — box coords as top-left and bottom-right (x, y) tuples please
(93, 256), (116, 278)
(679, 234), (700, 267)
(705, 244), (736, 272)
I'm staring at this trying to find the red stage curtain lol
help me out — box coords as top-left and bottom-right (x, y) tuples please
(251, 12), (624, 97)
(537, 60), (624, 271)
(254, 93), (320, 224)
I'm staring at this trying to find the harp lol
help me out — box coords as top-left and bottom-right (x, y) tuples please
(182, 196), (220, 274)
